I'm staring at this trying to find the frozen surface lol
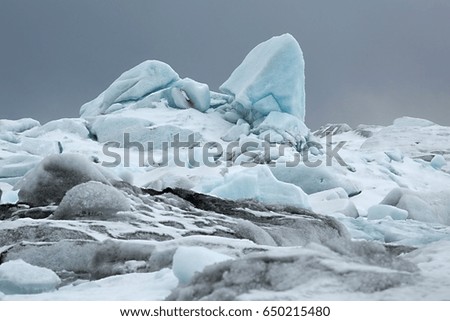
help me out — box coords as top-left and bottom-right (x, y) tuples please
(0, 260), (61, 295)
(1, 34), (450, 301)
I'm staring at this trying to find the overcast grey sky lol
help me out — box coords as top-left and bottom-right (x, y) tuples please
(1, 0), (449, 129)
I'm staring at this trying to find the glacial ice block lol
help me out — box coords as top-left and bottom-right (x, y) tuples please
(80, 60), (180, 117)
(0, 259), (61, 295)
(220, 33), (306, 122)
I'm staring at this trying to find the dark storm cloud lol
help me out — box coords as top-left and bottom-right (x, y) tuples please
(1, 0), (449, 129)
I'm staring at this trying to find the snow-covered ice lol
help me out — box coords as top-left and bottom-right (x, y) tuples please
(1, 34), (450, 301)
(0, 259), (61, 295)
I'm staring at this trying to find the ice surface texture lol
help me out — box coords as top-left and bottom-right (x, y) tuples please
(80, 60), (210, 117)
(220, 33), (305, 122)
(204, 166), (311, 210)
(54, 181), (130, 220)
(80, 60), (180, 117)
(0, 259), (60, 295)
(1, 34), (450, 300)
(15, 154), (110, 206)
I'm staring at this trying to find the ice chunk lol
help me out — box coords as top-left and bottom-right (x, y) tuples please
(0, 259), (60, 295)
(0, 155), (42, 179)
(235, 219), (277, 246)
(220, 34), (305, 122)
(168, 78), (210, 112)
(221, 121), (250, 142)
(255, 111), (309, 147)
(80, 60), (180, 117)
(367, 204), (408, 220)
(393, 116), (435, 127)
(0, 118), (40, 133)
(0, 132), (20, 143)
(89, 115), (153, 143)
(54, 181), (130, 220)
(93, 118), (201, 150)
(172, 246), (231, 284)
(384, 149), (404, 162)
(381, 188), (450, 225)
(22, 118), (90, 139)
(271, 163), (361, 196)
(430, 155), (446, 170)
(314, 123), (352, 138)
(311, 198), (359, 218)
(15, 153), (110, 206)
(308, 187), (348, 202)
(207, 166), (311, 209)
(0, 183), (19, 204)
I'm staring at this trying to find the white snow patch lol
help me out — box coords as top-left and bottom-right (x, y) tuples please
(172, 246), (231, 284)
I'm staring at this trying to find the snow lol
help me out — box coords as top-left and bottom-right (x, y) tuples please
(220, 33), (305, 122)
(361, 117), (450, 160)
(172, 246), (231, 284)
(4, 269), (178, 301)
(0, 259), (61, 295)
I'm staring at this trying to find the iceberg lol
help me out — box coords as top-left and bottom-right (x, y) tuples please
(80, 60), (180, 117)
(220, 33), (306, 122)
(205, 165), (311, 209)
(80, 60), (210, 118)
(0, 259), (61, 295)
